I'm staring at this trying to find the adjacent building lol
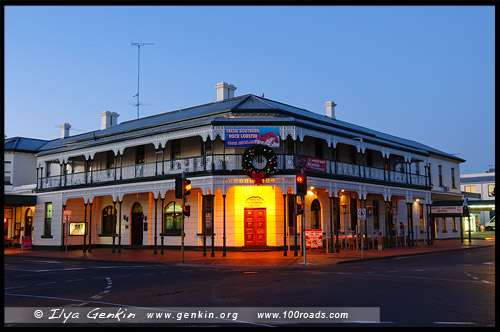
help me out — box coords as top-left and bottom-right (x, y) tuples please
(4, 136), (48, 247)
(6, 82), (466, 253)
(461, 170), (495, 231)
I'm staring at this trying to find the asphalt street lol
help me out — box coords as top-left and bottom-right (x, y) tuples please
(4, 246), (495, 327)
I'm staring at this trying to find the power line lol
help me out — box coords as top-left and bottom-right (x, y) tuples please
(131, 41), (155, 119)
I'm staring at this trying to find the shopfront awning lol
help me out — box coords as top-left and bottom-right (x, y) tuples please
(467, 200), (496, 212)
(430, 200), (468, 217)
(4, 194), (37, 206)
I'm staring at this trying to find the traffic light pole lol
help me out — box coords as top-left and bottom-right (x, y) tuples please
(181, 172), (186, 263)
(301, 194), (306, 265)
(181, 195), (185, 263)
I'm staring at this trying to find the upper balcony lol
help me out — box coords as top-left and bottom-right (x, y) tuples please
(37, 153), (429, 191)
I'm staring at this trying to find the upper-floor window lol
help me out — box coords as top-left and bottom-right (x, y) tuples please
(451, 167), (456, 188)
(438, 165), (443, 187)
(488, 184), (495, 197)
(314, 139), (323, 159)
(464, 185), (476, 193)
(171, 140), (181, 159)
(4, 161), (12, 184)
(136, 146), (145, 164)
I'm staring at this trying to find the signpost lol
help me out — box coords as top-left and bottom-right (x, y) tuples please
(357, 209), (366, 259)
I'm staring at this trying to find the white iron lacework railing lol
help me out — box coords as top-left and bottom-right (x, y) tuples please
(38, 154), (427, 189)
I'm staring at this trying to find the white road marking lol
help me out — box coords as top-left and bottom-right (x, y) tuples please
(434, 322), (476, 325)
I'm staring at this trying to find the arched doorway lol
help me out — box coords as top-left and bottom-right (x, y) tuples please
(311, 199), (321, 229)
(25, 208), (33, 238)
(131, 203), (143, 245)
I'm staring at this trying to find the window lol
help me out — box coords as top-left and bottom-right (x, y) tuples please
(136, 146), (145, 164)
(44, 203), (52, 237)
(441, 217), (447, 233)
(286, 137), (294, 155)
(101, 206), (115, 235)
(314, 139), (323, 159)
(205, 138), (213, 155)
(464, 185), (476, 193)
(4, 161), (12, 184)
(171, 140), (181, 159)
(202, 195), (214, 235)
(438, 165), (443, 187)
(106, 151), (115, 169)
(451, 168), (456, 188)
(310, 199), (321, 229)
(419, 204), (425, 233)
(46, 162), (52, 177)
(163, 202), (183, 235)
(452, 217), (457, 232)
(488, 184), (495, 197)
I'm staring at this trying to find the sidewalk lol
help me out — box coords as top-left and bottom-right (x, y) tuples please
(4, 238), (494, 268)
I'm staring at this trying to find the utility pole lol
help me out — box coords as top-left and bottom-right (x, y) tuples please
(131, 42), (155, 119)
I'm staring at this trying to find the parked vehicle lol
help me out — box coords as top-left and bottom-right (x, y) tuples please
(485, 216), (495, 231)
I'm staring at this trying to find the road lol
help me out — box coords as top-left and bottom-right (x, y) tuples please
(4, 246), (495, 327)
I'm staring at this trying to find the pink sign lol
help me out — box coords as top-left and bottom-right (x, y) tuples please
(306, 229), (323, 248)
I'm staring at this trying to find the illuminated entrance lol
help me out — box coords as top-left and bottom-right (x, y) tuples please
(244, 208), (266, 246)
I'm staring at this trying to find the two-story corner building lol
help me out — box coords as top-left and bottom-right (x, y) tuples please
(29, 82), (465, 254)
(460, 170), (495, 231)
(4, 136), (49, 247)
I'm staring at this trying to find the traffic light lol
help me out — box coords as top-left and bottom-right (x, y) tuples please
(296, 173), (307, 196)
(184, 179), (192, 197)
(175, 177), (184, 199)
(296, 203), (304, 215)
(183, 205), (191, 217)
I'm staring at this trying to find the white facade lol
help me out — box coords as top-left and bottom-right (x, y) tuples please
(9, 83), (466, 252)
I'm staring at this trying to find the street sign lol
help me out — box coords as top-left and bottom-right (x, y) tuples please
(357, 208), (366, 220)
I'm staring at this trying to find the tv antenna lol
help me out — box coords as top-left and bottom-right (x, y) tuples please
(131, 41), (155, 119)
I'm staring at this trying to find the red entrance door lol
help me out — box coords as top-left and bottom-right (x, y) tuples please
(244, 208), (266, 246)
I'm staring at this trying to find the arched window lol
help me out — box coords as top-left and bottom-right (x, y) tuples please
(311, 199), (321, 229)
(101, 205), (115, 235)
(163, 202), (183, 235)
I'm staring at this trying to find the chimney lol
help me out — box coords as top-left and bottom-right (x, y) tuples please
(325, 101), (337, 119)
(100, 111), (119, 130)
(60, 123), (71, 139)
(215, 82), (237, 102)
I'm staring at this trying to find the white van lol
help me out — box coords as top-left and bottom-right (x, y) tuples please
(485, 216), (495, 231)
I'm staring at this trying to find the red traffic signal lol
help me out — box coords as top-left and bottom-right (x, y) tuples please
(182, 205), (191, 217)
(296, 174), (307, 196)
(296, 203), (304, 215)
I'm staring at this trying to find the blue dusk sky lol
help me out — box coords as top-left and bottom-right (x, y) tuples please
(4, 5), (495, 174)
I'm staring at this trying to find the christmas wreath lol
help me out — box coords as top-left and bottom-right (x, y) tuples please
(242, 144), (277, 184)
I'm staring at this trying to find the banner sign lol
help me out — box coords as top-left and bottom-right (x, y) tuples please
(298, 156), (327, 172)
(306, 229), (323, 248)
(225, 128), (280, 147)
(430, 206), (463, 215)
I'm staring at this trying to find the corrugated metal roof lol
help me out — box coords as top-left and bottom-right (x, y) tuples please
(33, 93), (465, 162)
(4, 137), (49, 152)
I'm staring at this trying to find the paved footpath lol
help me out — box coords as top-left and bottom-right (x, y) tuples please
(4, 238), (494, 268)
